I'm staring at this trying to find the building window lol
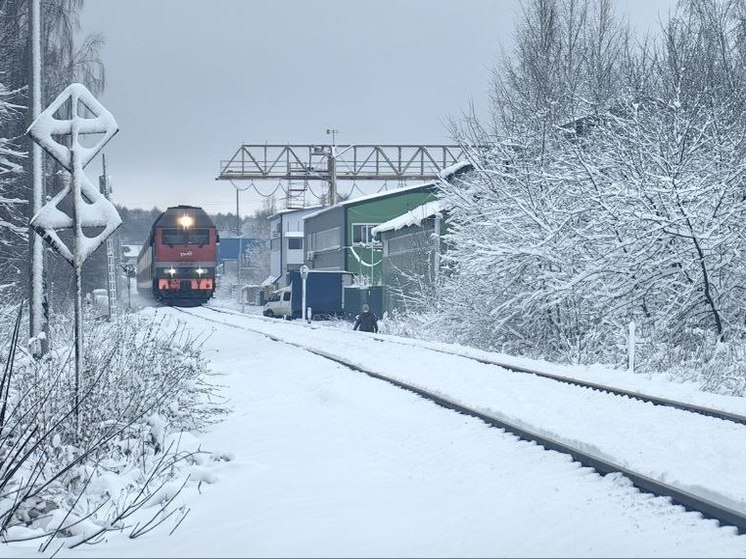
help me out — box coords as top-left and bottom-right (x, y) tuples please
(308, 227), (341, 251)
(352, 224), (380, 246)
(270, 238), (280, 251)
(387, 229), (433, 256)
(388, 233), (417, 255)
(288, 238), (302, 250)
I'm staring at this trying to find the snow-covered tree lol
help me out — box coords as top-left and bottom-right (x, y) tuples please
(0, 83), (28, 297)
(0, 0), (106, 309)
(491, 0), (628, 135)
(430, 0), (746, 376)
(575, 95), (746, 343)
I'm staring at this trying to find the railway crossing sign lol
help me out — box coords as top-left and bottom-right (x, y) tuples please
(28, 83), (121, 266)
(26, 83), (121, 439)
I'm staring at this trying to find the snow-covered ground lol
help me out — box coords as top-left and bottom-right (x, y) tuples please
(194, 306), (746, 514)
(6, 302), (746, 557)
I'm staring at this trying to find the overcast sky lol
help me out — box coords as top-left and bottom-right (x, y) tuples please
(78, 0), (675, 217)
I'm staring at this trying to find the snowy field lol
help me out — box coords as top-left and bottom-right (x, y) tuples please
(4, 301), (746, 558)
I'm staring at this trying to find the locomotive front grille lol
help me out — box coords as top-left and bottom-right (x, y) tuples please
(157, 266), (215, 278)
(157, 277), (214, 291)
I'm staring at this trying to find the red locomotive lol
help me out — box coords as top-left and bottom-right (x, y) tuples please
(136, 205), (219, 306)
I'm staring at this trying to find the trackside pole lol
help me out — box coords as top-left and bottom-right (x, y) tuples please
(74, 265), (82, 434)
(29, 0), (47, 357)
(628, 321), (636, 374)
(72, 144), (83, 436)
(300, 265), (309, 322)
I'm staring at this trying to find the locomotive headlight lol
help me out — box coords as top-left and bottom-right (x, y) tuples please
(196, 267), (205, 276)
(179, 215), (194, 228)
(167, 267), (177, 276)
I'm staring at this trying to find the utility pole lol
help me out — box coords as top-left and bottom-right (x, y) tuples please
(29, 0), (48, 356)
(326, 128), (338, 205)
(100, 154), (118, 319)
(235, 188), (240, 237)
(236, 187), (241, 287)
(231, 182), (249, 287)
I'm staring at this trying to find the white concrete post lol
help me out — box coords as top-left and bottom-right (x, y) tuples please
(300, 264), (309, 321)
(29, 0), (47, 356)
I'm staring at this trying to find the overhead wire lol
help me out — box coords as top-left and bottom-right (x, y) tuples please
(305, 181), (327, 202)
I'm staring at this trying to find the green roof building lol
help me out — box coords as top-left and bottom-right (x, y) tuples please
(303, 183), (438, 285)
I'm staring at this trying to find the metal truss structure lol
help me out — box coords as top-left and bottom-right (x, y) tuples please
(217, 144), (467, 183)
(217, 143), (472, 209)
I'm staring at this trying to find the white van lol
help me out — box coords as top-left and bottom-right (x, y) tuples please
(263, 287), (292, 318)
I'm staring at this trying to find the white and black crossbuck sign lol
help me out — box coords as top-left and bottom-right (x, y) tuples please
(28, 83), (122, 267)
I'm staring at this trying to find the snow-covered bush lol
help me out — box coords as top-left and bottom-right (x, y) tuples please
(427, 89), (746, 369)
(386, 0), (746, 391)
(0, 309), (224, 549)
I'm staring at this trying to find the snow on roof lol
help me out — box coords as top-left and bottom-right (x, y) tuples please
(269, 205), (324, 219)
(261, 274), (281, 287)
(285, 231), (304, 238)
(301, 206), (332, 221)
(438, 160), (472, 179)
(372, 201), (443, 236)
(303, 182), (436, 221)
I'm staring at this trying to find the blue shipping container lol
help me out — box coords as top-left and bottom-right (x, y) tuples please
(218, 237), (263, 262)
(287, 270), (354, 319)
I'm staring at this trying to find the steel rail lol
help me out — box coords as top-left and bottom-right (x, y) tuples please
(201, 305), (746, 427)
(364, 338), (746, 425)
(370, 335), (746, 426)
(177, 306), (746, 534)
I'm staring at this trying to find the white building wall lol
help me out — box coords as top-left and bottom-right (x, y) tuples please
(285, 212), (306, 267)
(268, 207), (320, 287)
(286, 244), (304, 266)
(269, 215), (282, 284)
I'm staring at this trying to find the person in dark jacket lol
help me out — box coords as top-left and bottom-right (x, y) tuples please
(353, 304), (378, 333)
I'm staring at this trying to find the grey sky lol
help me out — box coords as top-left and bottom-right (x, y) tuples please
(78, 0), (675, 217)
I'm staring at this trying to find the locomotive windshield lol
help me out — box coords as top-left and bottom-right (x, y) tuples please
(189, 229), (210, 245)
(162, 228), (211, 245)
(162, 229), (185, 245)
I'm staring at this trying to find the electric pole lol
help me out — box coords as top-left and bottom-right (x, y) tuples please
(29, 0), (48, 356)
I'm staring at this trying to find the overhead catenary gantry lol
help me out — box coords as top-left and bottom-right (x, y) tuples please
(215, 144), (469, 207)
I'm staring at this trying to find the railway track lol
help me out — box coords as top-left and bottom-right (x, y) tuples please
(176, 305), (746, 534)
(204, 305), (746, 427)
(373, 334), (746, 426)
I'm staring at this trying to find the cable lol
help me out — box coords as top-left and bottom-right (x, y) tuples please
(340, 183), (355, 200)
(228, 179), (252, 192)
(250, 181), (284, 199)
(305, 182), (327, 202)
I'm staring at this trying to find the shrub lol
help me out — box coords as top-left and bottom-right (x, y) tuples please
(0, 307), (225, 551)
